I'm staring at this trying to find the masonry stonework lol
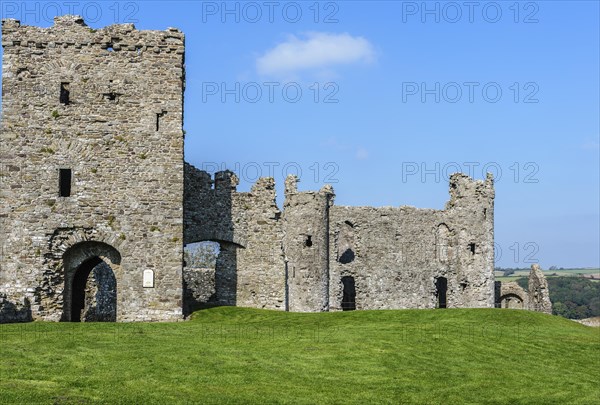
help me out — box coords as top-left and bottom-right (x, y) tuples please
(1, 16), (551, 323)
(494, 265), (553, 313)
(0, 16), (185, 322)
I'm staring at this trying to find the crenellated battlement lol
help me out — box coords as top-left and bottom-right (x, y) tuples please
(1, 15), (184, 54)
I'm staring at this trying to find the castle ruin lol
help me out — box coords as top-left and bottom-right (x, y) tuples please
(0, 16), (550, 323)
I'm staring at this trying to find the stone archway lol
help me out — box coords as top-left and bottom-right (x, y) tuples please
(62, 241), (121, 322)
(499, 293), (524, 309)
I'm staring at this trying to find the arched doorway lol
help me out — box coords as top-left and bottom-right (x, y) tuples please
(71, 257), (117, 322)
(341, 276), (356, 311)
(499, 293), (524, 309)
(62, 242), (121, 322)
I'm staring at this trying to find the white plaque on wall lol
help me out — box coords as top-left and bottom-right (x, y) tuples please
(143, 269), (154, 288)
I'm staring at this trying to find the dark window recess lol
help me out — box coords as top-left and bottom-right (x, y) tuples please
(435, 277), (447, 309)
(60, 82), (70, 105)
(483, 208), (487, 219)
(469, 243), (476, 255)
(156, 111), (166, 131)
(304, 235), (313, 247)
(339, 248), (355, 264)
(341, 276), (356, 311)
(59, 169), (72, 197)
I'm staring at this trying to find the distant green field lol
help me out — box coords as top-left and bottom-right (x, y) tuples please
(495, 268), (599, 283)
(1, 307), (598, 404)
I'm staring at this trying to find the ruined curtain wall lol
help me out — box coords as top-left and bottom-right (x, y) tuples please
(328, 174), (495, 311)
(183, 165), (285, 310)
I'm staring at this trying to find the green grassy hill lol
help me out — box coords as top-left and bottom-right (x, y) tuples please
(1, 308), (598, 404)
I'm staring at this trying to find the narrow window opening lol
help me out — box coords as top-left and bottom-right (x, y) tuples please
(17, 67), (28, 81)
(435, 277), (447, 309)
(156, 111), (166, 131)
(483, 208), (487, 219)
(103, 91), (120, 103)
(468, 243), (476, 255)
(304, 235), (313, 247)
(341, 276), (356, 311)
(60, 82), (70, 105)
(59, 168), (72, 197)
(106, 45), (114, 52)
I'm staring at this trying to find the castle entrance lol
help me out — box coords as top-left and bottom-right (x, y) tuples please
(70, 257), (117, 322)
(62, 242), (120, 322)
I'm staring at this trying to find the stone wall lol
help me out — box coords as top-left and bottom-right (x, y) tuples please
(495, 265), (553, 313)
(183, 168), (497, 312)
(183, 166), (286, 310)
(283, 177), (334, 312)
(528, 264), (552, 314)
(0, 293), (32, 323)
(495, 281), (529, 309)
(182, 267), (216, 315)
(0, 16), (185, 321)
(328, 173), (495, 311)
(1, 15), (546, 322)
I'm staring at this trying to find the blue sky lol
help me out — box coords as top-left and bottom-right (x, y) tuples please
(1, 1), (598, 268)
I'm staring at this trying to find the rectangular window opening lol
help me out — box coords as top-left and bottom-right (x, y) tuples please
(60, 82), (70, 105)
(156, 111), (166, 131)
(468, 243), (476, 255)
(59, 169), (72, 197)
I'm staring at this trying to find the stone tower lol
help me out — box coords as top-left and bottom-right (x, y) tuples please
(0, 16), (185, 322)
(283, 176), (334, 312)
(443, 172), (496, 308)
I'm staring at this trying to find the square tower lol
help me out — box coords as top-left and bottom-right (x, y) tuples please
(0, 16), (185, 322)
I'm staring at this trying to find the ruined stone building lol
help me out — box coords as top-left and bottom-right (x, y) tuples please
(0, 16), (551, 323)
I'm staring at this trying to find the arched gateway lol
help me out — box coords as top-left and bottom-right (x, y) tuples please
(62, 242), (120, 322)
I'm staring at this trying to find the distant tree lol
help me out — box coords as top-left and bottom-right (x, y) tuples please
(513, 276), (600, 319)
(503, 269), (515, 277)
(184, 242), (219, 268)
(549, 266), (558, 271)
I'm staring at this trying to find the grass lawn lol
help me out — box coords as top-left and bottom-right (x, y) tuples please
(1, 307), (598, 404)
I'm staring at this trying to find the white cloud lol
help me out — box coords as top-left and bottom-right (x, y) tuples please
(256, 32), (376, 76)
(582, 138), (599, 150)
(322, 137), (370, 161)
(355, 147), (369, 160)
